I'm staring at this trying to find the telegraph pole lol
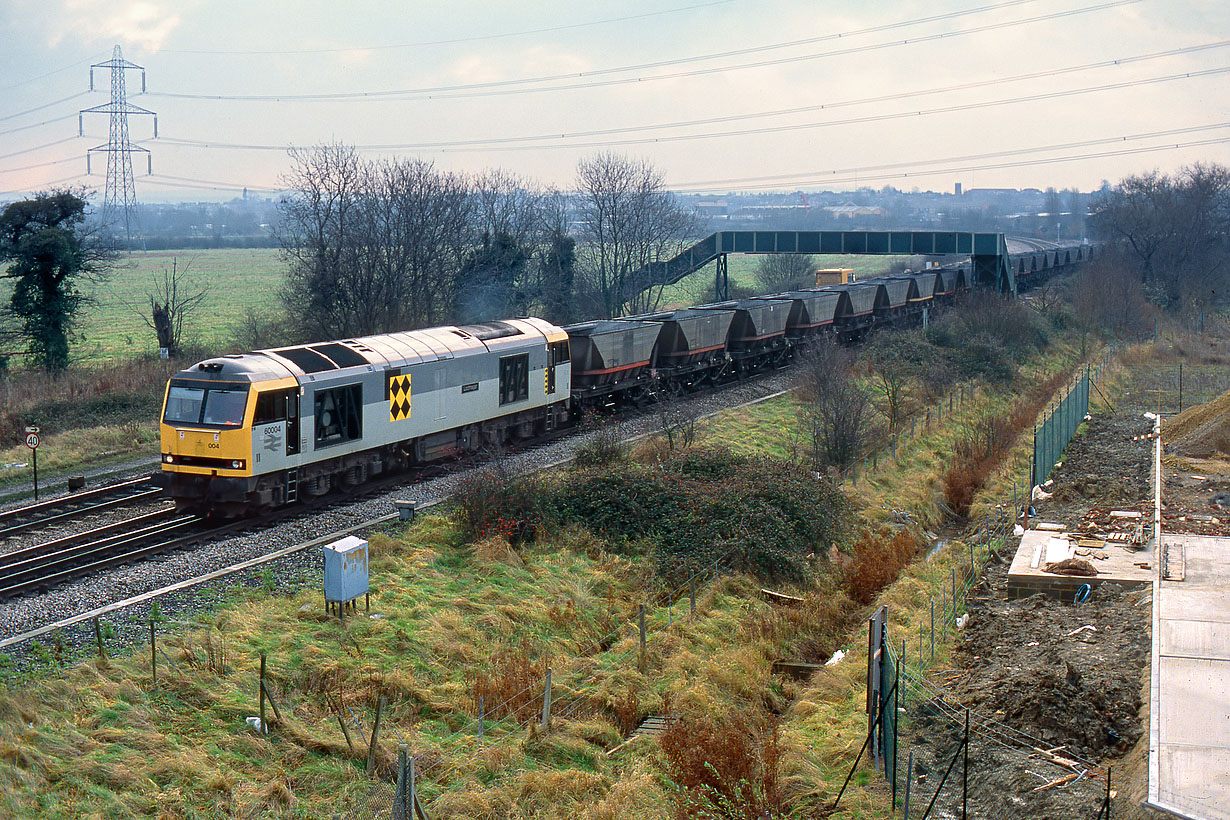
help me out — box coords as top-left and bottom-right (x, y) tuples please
(80, 45), (157, 244)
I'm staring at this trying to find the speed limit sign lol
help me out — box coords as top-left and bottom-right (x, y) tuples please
(25, 432), (39, 449)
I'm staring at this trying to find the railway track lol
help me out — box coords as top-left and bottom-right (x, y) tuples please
(0, 477), (165, 540)
(0, 509), (213, 600)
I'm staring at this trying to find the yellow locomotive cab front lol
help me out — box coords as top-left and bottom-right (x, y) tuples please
(158, 373), (257, 513)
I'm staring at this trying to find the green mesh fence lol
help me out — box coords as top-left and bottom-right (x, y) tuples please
(1032, 367), (1090, 488)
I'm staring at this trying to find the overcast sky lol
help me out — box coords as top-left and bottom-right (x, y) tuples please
(1, 0), (1227, 201)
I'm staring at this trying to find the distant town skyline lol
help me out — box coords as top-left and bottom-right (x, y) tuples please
(2, 0), (1227, 202)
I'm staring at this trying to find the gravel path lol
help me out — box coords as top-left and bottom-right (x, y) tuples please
(0, 373), (793, 670)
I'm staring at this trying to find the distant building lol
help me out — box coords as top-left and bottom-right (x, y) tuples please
(954, 182), (963, 196)
(694, 198), (730, 218)
(824, 201), (887, 219)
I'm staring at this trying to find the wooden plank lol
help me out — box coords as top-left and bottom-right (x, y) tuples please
(760, 588), (804, 605)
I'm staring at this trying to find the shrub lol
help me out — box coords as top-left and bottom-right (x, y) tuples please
(551, 468), (686, 552)
(573, 413), (626, 467)
(453, 462), (546, 547)
(659, 709), (786, 820)
(555, 452), (850, 583)
(473, 638), (547, 722)
(844, 528), (920, 604)
(662, 446), (740, 480)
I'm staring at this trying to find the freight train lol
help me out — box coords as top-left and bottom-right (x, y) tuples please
(155, 268), (967, 516)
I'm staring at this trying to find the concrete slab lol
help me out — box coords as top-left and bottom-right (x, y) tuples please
(1006, 528), (1154, 599)
(1148, 534), (1230, 820)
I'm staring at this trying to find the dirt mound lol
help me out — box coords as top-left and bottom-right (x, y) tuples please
(1165, 389), (1230, 458)
(953, 585), (1149, 760)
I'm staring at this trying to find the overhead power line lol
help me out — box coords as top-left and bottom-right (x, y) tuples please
(0, 172), (91, 197)
(146, 0), (1135, 102)
(0, 91), (90, 123)
(70, 128), (1230, 197)
(0, 58), (96, 92)
(0, 156), (82, 176)
(150, 42), (1230, 153)
(0, 113), (79, 139)
(672, 136), (1230, 192)
(0, 136), (82, 162)
(672, 122), (1230, 188)
(159, 0), (736, 55)
(142, 173), (282, 193)
(439, 67), (1230, 152)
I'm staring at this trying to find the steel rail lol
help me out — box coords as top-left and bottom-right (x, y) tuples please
(0, 480), (164, 539)
(0, 515), (203, 599)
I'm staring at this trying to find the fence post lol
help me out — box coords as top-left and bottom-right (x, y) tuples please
(638, 604), (647, 670)
(929, 601), (935, 662)
(904, 751), (913, 819)
(149, 621), (156, 686)
(892, 655), (900, 809)
(478, 695), (484, 746)
(962, 710), (970, 819)
(338, 713), (355, 752)
(259, 653), (267, 734)
(409, 752), (417, 820)
(367, 697), (385, 774)
(541, 668), (553, 731)
(395, 743), (408, 820)
(689, 574), (696, 620)
(93, 616), (104, 659)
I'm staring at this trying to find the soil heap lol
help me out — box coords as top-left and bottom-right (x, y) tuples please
(1164, 388), (1230, 459)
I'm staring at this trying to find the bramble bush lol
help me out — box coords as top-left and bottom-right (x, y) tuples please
(453, 462), (547, 548)
(552, 448), (851, 583)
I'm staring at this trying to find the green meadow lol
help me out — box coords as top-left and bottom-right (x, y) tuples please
(76, 248), (287, 362)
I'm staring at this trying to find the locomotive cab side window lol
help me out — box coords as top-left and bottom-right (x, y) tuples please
(314, 384), (362, 447)
(254, 390), (289, 423)
(499, 354), (529, 406)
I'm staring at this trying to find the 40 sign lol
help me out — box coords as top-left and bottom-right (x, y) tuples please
(24, 426), (40, 500)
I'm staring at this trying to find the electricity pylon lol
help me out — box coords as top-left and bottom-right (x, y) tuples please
(80, 45), (157, 243)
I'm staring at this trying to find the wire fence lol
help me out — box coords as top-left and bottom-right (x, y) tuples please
(840, 382), (975, 486)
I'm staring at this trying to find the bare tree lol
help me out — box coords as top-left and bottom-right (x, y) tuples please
(276, 145), (473, 338)
(275, 143), (370, 338)
(753, 253), (815, 293)
(1090, 163), (1230, 309)
(796, 339), (872, 472)
(140, 257), (209, 358)
(574, 152), (700, 317)
(534, 191), (577, 324)
(656, 386), (699, 450)
(864, 331), (911, 432)
(455, 169), (545, 322)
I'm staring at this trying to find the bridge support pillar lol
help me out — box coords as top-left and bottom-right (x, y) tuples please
(715, 253), (729, 301)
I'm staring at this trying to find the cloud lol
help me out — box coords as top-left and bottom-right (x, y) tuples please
(49, 0), (190, 52)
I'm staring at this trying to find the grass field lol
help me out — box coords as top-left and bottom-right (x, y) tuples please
(76, 248), (287, 361)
